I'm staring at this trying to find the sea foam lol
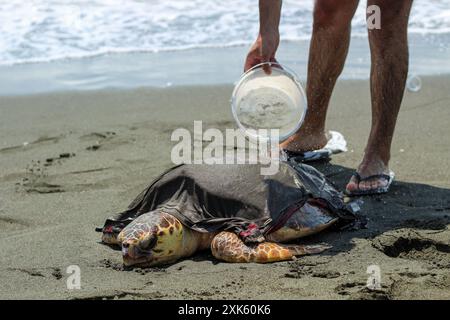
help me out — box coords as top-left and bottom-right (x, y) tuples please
(0, 0), (449, 66)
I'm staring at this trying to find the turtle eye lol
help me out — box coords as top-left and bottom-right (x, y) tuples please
(139, 235), (157, 250)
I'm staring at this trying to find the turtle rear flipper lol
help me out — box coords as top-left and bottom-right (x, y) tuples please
(285, 243), (332, 256)
(211, 232), (331, 263)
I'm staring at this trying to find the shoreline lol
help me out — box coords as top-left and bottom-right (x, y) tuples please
(1, 34), (449, 96)
(0, 76), (449, 299)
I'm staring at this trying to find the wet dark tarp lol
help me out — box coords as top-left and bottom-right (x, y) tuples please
(97, 160), (360, 243)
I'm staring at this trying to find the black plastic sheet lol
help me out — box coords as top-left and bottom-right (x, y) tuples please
(97, 160), (361, 243)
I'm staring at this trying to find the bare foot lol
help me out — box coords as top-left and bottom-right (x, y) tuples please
(280, 129), (328, 153)
(346, 155), (391, 193)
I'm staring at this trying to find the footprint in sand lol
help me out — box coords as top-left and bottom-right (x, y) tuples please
(0, 216), (30, 232)
(7, 267), (62, 280)
(43, 152), (76, 167)
(80, 131), (132, 151)
(285, 262), (340, 279)
(16, 155), (114, 194)
(0, 135), (62, 154)
(371, 229), (450, 268)
(17, 160), (65, 194)
(334, 281), (394, 300)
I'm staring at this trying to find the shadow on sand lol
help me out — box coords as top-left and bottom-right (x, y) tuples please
(178, 161), (450, 271)
(298, 161), (450, 255)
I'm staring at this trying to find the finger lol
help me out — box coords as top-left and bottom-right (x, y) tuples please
(244, 58), (253, 72)
(262, 58), (272, 75)
(244, 56), (260, 72)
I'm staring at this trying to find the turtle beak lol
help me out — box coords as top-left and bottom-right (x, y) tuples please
(121, 242), (137, 259)
(121, 242), (153, 266)
(122, 244), (139, 266)
(122, 245), (154, 267)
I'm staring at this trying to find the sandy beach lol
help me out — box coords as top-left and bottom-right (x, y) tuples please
(0, 76), (449, 299)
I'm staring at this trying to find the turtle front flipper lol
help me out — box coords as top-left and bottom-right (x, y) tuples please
(210, 231), (331, 263)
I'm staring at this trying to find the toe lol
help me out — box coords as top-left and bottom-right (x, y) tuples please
(370, 176), (389, 190)
(345, 176), (359, 192)
(359, 181), (369, 191)
(370, 179), (378, 189)
(360, 176), (390, 192)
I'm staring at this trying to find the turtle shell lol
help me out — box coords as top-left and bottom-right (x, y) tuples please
(265, 199), (338, 243)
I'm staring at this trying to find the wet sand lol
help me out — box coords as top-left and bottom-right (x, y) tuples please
(0, 76), (449, 299)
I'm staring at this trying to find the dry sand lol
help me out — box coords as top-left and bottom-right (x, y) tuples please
(0, 76), (449, 299)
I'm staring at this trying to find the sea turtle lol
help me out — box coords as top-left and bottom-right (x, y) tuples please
(102, 199), (338, 267)
(98, 161), (357, 267)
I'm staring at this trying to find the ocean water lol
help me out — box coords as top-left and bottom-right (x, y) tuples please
(0, 1), (449, 95)
(1, 0), (450, 66)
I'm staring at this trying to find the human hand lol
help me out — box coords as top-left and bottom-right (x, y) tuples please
(244, 32), (280, 75)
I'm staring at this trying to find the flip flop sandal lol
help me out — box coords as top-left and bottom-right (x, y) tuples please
(281, 131), (347, 163)
(345, 170), (395, 196)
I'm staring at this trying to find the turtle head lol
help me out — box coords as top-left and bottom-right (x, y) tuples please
(118, 211), (184, 267)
